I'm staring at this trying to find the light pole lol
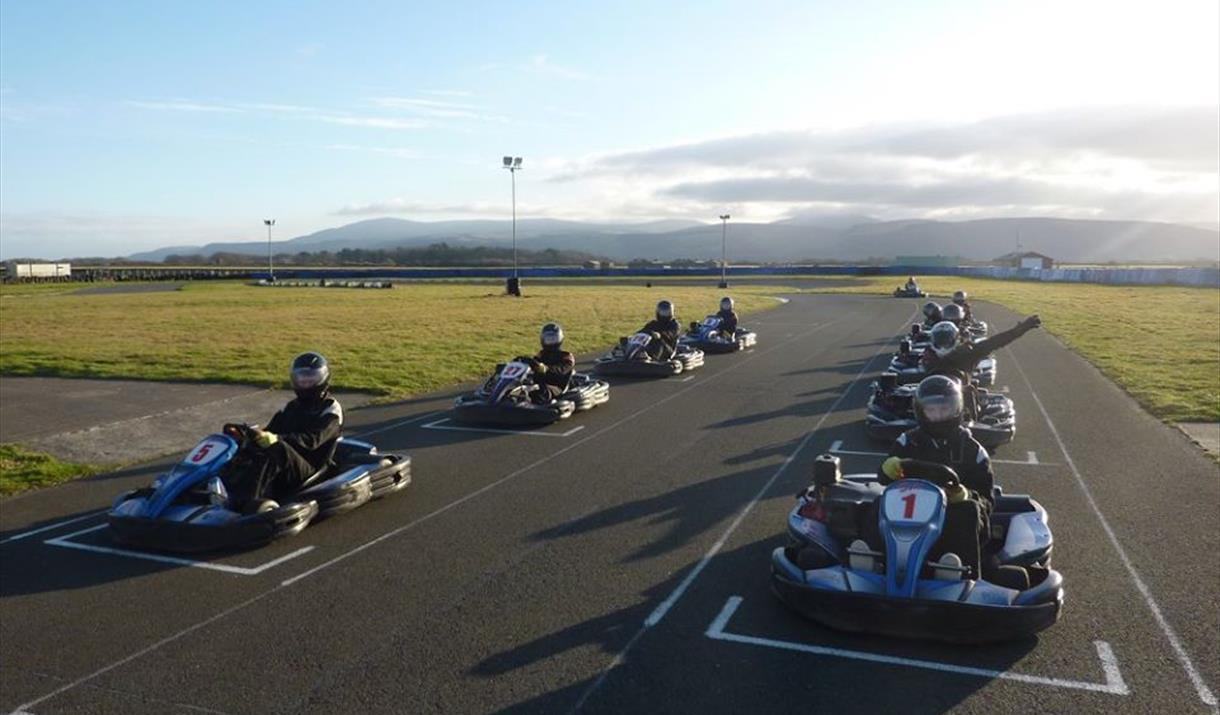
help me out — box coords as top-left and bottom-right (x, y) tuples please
(502, 156), (523, 295)
(263, 219), (276, 282)
(718, 213), (731, 289)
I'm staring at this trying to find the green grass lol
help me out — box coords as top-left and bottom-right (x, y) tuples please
(0, 281), (783, 399)
(800, 276), (1220, 423)
(0, 444), (100, 496)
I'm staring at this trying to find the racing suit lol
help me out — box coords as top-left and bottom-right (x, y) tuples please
(641, 316), (681, 360)
(715, 308), (739, 338)
(921, 319), (1038, 384)
(531, 347), (576, 403)
(231, 396), (343, 505)
(873, 426), (995, 575)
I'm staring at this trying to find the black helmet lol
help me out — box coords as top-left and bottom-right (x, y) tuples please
(719, 296), (734, 312)
(922, 301), (942, 320)
(953, 290), (968, 304)
(656, 300), (674, 320)
(290, 352), (330, 402)
(942, 303), (965, 324)
(929, 321), (960, 357)
(540, 322), (564, 348)
(899, 338), (912, 355)
(914, 375), (964, 439)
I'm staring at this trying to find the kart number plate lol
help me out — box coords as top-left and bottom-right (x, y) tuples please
(185, 438), (228, 466)
(883, 483), (940, 523)
(629, 333), (651, 347)
(502, 362), (530, 380)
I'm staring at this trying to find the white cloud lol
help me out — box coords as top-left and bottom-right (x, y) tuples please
(326, 143), (418, 159)
(526, 54), (589, 80)
(126, 98), (430, 130)
(332, 199), (512, 216)
(124, 100), (244, 113)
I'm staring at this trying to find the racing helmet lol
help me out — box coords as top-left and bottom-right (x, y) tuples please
(929, 321), (960, 357)
(942, 303), (965, 324)
(914, 375), (964, 439)
(953, 290), (968, 305)
(922, 301), (942, 321)
(540, 322), (564, 348)
(719, 296), (734, 312)
(656, 300), (675, 320)
(290, 352), (331, 402)
(899, 338), (912, 355)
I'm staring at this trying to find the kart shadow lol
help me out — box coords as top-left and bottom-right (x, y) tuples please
(703, 376), (862, 430)
(783, 354), (878, 377)
(476, 538), (1035, 714)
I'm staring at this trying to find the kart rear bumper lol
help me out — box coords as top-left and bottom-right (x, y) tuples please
(593, 357), (682, 377)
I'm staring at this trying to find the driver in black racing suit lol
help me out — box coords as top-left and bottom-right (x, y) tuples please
(641, 300), (681, 360)
(232, 352), (343, 511)
(921, 315), (1041, 383)
(524, 322), (575, 404)
(920, 301), (943, 330)
(952, 290), (974, 323)
(714, 296), (739, 338)
(874, 375), (994, 577)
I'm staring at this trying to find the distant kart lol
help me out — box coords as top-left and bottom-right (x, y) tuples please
(894, 285), (928, 298)
(680, 315), (758, 354)
(453, 358), (609, 427)
(109, 424), (410, 552)
(594, 331), (704, 377)
(772, 455), (1062, 643)
(964, 319), (989, 339)
(865, 373), (1014, 448)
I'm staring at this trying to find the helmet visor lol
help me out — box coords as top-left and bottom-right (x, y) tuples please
(291, 365), (328, 390)
(919, 397), (961, 422)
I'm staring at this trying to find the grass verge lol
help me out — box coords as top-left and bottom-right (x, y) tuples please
(0, 444), (100, 496)
(0, 281), (783, 399)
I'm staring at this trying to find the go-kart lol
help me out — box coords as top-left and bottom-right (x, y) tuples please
(865, 372), (1014, 448)
(108, 424), (411, 552)
(894, 285), (928, 298)
(453, 358), (610, 426)
(680, 315), (758, 354)
(772, 455), (1062, 643)
(594, 331), (704, 377)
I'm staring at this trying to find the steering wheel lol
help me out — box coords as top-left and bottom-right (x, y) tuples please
(897, 459), (961, 489)
(222, 422), (258, 444)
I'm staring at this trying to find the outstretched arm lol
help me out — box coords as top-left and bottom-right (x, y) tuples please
(973, 315), (1041, 355)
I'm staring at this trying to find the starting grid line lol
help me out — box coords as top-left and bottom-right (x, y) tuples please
(706, 596), (1129, 697)
(44, 525), (314, 575)
(420, 417), (585, 438)
(828, 440), (1053, 467)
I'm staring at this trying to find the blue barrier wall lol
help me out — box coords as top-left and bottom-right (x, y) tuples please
(256, 264), (1220, 287)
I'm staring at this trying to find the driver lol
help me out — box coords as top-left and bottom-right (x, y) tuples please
(525, 322), (575, 403)
(906, 276), (918, 290)
(952, 290), (974, 322)
(234, 352), (343, 511)
(876, 375), (994, 575)
(920, 301), (943, 329)
(714, 296), (739, 338)
(641, 299), (681, 360)
(922, 315), (1041, 383)
(941, 303), (967, 331)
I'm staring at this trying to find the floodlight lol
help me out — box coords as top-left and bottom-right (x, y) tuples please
(503, 156), (513, 167)
(513, 157), (523, 167)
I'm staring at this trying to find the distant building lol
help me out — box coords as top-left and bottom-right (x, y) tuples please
(583, 260), (602, 270)
(995, 251), (1055, 270)
(2, 261), (72, 282)
(892, 255), (961, 268)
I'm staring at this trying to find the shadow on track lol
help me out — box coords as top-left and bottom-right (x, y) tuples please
(476, 536), (1035, 714)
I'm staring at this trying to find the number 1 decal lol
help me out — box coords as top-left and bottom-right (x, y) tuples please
(901, 492), (918, 519)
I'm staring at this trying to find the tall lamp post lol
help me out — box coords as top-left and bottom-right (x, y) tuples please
(263, 219), (276, 282)
(718, 213), (731, 289)
(502, 156), (523, 295)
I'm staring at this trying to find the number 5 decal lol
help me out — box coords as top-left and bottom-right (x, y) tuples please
(192, 443), (213, 462)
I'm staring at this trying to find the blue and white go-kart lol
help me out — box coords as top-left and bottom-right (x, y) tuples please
(594, 331), (704, 377)
(453, 358), (610, 427)
(680, 315), (758, 354)
(772, 455), (1062, 643)
(109, 423), (410, 552)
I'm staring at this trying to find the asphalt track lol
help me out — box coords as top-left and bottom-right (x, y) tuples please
(1, 294), (1216, 715)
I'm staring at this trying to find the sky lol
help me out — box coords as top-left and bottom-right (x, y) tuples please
(1, 0), (1217, 259)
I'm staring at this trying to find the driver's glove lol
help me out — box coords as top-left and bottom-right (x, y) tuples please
(254, 431), (279, 449)
(881, 456), (905, 480)
(533, 362), (547, 374)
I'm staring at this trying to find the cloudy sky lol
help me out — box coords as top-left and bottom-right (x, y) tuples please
(1, 0), (1217, 258)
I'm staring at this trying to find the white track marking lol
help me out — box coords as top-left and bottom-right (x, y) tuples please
(44, 525), (314, 576)
(0, 509), (106, 545)
(13, 316), (843, 713)
(1009, 350), (1217, 709)
(570, 311), (917, 713)
(828, 443), (1050, 467)
(679, 375), (696, 383)
(705, 597), (1129, 696)
(420, 418), (585, 438)
(352, 410), (440, 439)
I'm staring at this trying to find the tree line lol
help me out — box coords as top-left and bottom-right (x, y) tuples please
(158, 243), (612, 267)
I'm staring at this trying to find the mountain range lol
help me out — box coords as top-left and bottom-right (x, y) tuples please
(128, 216), (1220, 264)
